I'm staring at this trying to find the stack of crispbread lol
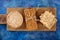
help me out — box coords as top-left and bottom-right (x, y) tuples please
(24, 8), (38, 30)
(40, 11), (56, 29)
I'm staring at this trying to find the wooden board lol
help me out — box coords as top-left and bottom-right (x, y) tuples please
(0, 14), (6, 24)
(0, 8), (56, 31)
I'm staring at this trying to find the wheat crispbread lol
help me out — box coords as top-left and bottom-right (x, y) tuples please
(40, 11), (56, 29)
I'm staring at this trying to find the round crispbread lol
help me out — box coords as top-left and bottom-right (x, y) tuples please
(7, 11), (23, 28)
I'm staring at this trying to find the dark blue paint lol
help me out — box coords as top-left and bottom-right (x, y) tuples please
(0, 0), (60, 40)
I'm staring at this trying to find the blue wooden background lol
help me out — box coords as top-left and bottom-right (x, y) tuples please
(0, 0), (60, 40)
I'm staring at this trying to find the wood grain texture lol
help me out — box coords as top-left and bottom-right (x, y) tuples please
(0, 14), (6, 24)
(0, 8), (56, 31)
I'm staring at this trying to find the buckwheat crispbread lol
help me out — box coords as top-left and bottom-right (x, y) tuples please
(40, 11), (56, 29)
(24, 8), (38, 30)
(7, 11), (23, 28)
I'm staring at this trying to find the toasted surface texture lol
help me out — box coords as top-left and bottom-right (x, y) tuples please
(7, 11), (23, 28)
(24, 8), (37, 30)
(40, 11), (56, 29)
